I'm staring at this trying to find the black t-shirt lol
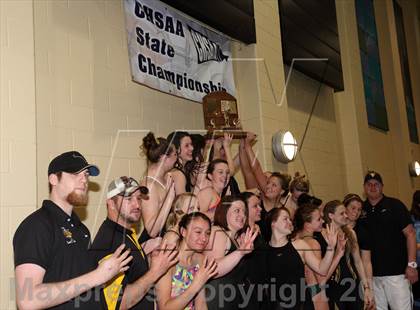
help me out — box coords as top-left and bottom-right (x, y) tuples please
(257, 200), (272, 242)
(265, 242), (305, 310)
(90, 218), (154, 310)
(360, 195), (412, 276)
(13, 200), (101, 309)
(353, 221), (371, 251)
(243, 232), (268, 284)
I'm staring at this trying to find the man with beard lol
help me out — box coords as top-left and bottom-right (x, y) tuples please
(361, 171), (418, 310)
(91, 176), (178, 310)
(13, 151), (133, 309)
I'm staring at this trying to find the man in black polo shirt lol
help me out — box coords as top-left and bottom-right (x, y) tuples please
(361, 171), (418, 310)
(91, 176), (178, 310)
(13, 151), (132, 309)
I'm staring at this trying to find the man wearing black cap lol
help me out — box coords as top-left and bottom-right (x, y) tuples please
(361, 171), (417, 310)
(90, 176), (178, 310)
(13, 151), (132, 309)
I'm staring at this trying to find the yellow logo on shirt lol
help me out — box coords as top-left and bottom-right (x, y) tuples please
(61, 227), (76, 244)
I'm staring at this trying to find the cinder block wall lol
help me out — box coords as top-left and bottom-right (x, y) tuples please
(286, 67), (346, 202)
(0, 1), (37, 308)
(33, 0), (204, 235)
(1, 0), (420, 309)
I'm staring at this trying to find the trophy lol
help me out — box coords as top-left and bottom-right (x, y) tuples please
(202, 91), (246, 139)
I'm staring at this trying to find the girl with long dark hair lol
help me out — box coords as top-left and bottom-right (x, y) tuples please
(265, 207), (338, 310)
(205, 195), (258, 310)
(197, 159), (230, 221)
(140, 132), (177, 238)
(293, 203), (330, 310)
(156, 212), (217, 310)
(316, 200), (374, 310)
(167, 131), (194, 195)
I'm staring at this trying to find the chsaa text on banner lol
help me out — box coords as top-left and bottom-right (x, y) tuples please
(124, 0), (236, 103)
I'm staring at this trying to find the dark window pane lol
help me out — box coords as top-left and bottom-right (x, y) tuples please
(355, 0), (389, 131)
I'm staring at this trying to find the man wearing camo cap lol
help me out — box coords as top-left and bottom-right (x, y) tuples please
(91, 176), (178, 310)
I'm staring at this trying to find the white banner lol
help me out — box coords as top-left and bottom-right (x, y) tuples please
(124, 0), (236, 103)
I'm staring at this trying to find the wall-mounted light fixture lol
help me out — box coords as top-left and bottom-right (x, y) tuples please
(272, 130), (298, 163)
(409, 161), (420, 177)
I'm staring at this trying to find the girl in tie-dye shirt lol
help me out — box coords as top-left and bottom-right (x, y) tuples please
(155, 212), (217, 310)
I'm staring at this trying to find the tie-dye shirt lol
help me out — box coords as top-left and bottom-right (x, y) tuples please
(171, 264), (199, 310)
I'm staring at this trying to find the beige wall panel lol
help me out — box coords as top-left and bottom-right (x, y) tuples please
(286, 67), (345, 202)
(1, 0), (37, 308)
(366, 129), (399, 198)
(2, 0), (419, 308)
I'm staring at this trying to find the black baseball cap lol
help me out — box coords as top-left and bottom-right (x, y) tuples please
(364, 171), (383, 184)
(48, 151), (100, 176)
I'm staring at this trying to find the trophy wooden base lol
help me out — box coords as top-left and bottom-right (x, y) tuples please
(205, 129), (247, 139)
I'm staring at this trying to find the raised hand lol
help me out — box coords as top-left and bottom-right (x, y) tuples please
(198, 161), (209, 174)
(325, 224), (338, 249)
(245, 132), (257, 145)
(213, 137), (223, 151)
(203, 138), (215, 161)
(222, 133), (233, 149)
(205, 137), (215, 149)
(194, 256), (218, 287)
(97, 244), (133, 283)
(142, 237), (162, 255)
(237, 227), (258, 255)
(239, 137), (245, 149)
(149, 240), (179, 279)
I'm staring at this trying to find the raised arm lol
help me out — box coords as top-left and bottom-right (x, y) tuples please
(207, 227), (257, 277)
(192, 162), (209, 196)
(302, 225), (338, 276)
(231, 153), (240, 176)
(314, 232), (346, 284)
(243, 133), (268, 192)
(15, 244), (132, 310)
(142, 178), (175, 238)
(239, 138), (259, 189)
(222, 133), (235, 176)
(119, 241), (178, 309)
(149, 181), (176, 238)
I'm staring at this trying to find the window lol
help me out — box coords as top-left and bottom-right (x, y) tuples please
(393, 0), (418, 143)
(355, 0), (389, 131)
